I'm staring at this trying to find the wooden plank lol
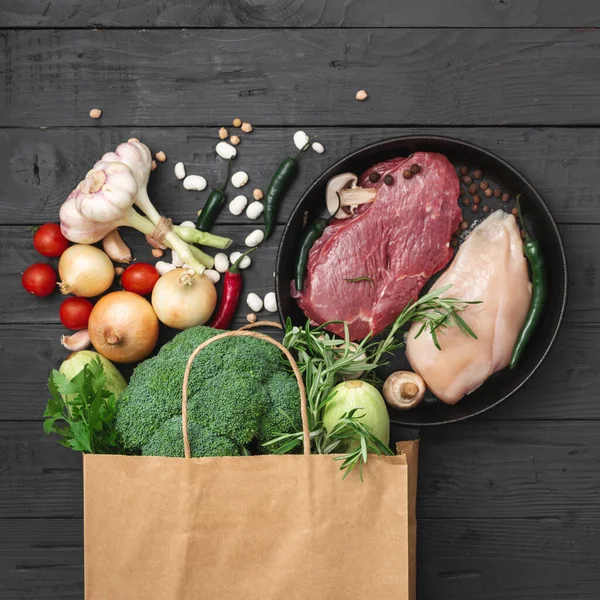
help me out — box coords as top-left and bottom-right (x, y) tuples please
(2, 221), (596, 325)
(2, 29), (600, 127)
(2, 516), (599, 600)
(1, 126), (598, 226)
(1, 0), (599, 28)
(3, 420), (600, 518)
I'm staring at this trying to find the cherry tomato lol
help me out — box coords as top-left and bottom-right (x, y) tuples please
(22, 263), (57, 297)
(121, 263), (160, 296)
(60, 297), (94, 330)
(33, 223), (69, 257)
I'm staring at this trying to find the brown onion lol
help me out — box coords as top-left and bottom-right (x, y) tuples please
(58, 244), (114, 297)
(151, 268), (216, 330)
(88, 291), (158, 363)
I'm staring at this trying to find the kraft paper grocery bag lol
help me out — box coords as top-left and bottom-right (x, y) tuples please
(84, 329), (419, 599)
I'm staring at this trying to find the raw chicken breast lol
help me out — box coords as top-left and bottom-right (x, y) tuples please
(405, 210), (532, 404)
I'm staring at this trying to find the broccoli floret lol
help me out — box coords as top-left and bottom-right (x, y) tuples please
(142, 416), (240, 458)
(188, 370), (268, 445)
(115, 325), (294, 455)
(257, 371), (303, 453)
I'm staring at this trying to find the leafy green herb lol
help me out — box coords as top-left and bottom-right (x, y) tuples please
(344, 276), (374, 286)
(43, 358), (125, 454)
(265, 284), (480, 478)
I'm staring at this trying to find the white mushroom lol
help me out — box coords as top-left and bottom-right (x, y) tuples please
(326, 173), (377, 220)
(382, 371), (426, 410)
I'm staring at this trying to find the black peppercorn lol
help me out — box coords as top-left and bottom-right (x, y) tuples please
(463, 175), (472, 185)
(502, 193), (510, 203)
(383, 174), (394, 185)
(460, 165), (469, 176)
(369, 172), (381, 183)
(472, 194), (481, 205)
(410, 163), (421, 175)
(480, 181), (489, 191)
(471, 204), (480, 214)
(402, 170), (412, 180)
(451, 238), (458, 248)
(473, 169), (483, 179)
(468, 184), (478, 194)
(462, 198), (470, 206)
(493, 188), (502, 198)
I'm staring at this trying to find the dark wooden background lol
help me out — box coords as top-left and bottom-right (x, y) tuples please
(1, 1), (600, 598)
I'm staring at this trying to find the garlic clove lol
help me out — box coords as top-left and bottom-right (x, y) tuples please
(102, 229), (133, 263)
(61, 329), (91, 351)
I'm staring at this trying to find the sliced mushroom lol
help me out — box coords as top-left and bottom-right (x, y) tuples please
(339, 187), (378, 208)
(383, 371), (426, 410)
(326, 173), (358, 219)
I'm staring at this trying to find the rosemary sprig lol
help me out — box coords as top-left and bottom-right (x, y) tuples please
(265, 284), (480, 478)
(345, 276), (374, 286)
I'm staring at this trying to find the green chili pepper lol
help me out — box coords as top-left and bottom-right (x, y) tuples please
(509, 196), (547, 369)
(294, 191), (340, 292)
(264, 140), (313, 239)
(196, 159), (232, 232)
(295, 218), (328, 292)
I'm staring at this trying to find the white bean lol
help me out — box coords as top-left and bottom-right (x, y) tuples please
(228, 195), (247, 216)
(214, 252), (230, 273)
(179, 220), (195, 228)
(174, 162), (186, 180)
(312, 142), (325, 154)
(264, 292), (277, 313)
(155, 261), (176, 275)
(204, 269), (221, 283)
(231, 171), (249, 188)
(216, 141), (237, 160)
(293, 130), (309, 150)
(245, 201), (264, 220)
(245, 229), (265, 247)
(183, 175), (207, 191)
(230, 251), (252, 270)
(171, 250), (184, 267)
(246, 293), (263, 312)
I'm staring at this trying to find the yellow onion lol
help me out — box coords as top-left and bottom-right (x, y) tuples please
(88, 291), (159, 363)
(58, 244), (114, 297)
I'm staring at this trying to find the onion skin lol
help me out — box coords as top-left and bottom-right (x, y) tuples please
(151, 268), (216, 330)
(88, 291), (159, 363)
(58, 244), (114, 297)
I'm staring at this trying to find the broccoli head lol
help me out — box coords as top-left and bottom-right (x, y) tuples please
(257, 371), (303, 453)
(115, 325), (294, 456)
(142, 416), (240, 458)
(188, 370), (268, 445)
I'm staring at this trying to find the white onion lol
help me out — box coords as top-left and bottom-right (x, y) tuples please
(88, 291), (159, 363)
(58, 244), (114, 297)
(151, 268), (217, 330)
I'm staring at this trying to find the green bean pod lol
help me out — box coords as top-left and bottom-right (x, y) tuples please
(510, 238), (547, 369)
(294, 218), (328, 292)
(264, 158), (298, 240)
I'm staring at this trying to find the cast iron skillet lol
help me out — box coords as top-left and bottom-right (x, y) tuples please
(275, 136), (567, 427)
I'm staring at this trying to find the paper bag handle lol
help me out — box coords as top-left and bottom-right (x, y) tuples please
(181, 322), (310, 458)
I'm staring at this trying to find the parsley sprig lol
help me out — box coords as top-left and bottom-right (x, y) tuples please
(43, 358), (125, 454)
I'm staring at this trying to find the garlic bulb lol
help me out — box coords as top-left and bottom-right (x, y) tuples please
(75, 161), (138, 223)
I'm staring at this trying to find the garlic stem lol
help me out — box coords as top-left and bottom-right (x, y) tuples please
(172, 224), (232, 249)
(190, 245), (215, 270)
(102, 229), (132, 263)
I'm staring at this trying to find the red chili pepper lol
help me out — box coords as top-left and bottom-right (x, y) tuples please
(209, 249), (256, 329)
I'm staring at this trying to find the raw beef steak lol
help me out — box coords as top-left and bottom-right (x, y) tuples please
(293, 152), (462, 340)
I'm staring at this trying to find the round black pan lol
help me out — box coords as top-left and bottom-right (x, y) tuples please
(275, 136), (567, 427)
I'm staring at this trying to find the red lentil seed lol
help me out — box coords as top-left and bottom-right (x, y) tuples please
(468, 184), (478, 194)
(511, 207), (519, 217)
(493, 188), (502, 198)
(462, 198), (471, 206)
(472, 194), (481, 205)
(471, 204), (480, 213)
(502, 193), (510, 202)
(484, 188), (493, 198)
(460, 220), (469, 231)
(460, 165), (469, 176)
(463, 175), (472, 185)
(472, 169), (483, 179)
(451, 238), (458, 248)
(520, 228), (526, 239)
(483, 205), (490, 213)
(459, 188), (466, 197)
(480, 181), (489, 191)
